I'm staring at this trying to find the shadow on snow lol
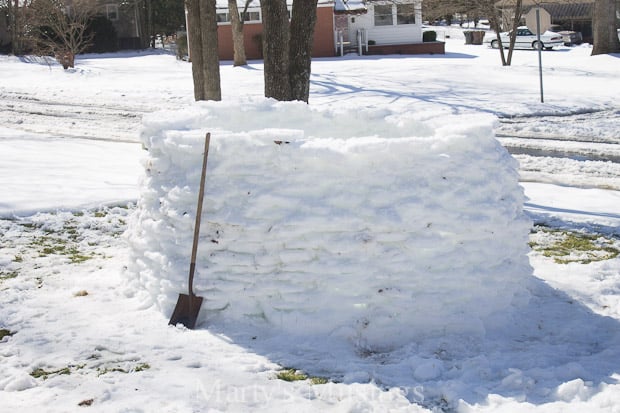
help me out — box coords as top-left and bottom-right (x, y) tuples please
(205, 273), (620, 411)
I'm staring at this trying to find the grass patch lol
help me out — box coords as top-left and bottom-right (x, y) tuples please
(0, 329), (15, 340)
(277, 368), (308, 382)
(31, 366), (71, 379)
(134, 362), (151, 372)
(78, 398), (94, 407)
(97, 366), (128, 375)
(0, 270), (19, 281)
(530, 228), (620, 264)
(276, 368), (329, 385)
(310, 376), (329, 385)
(97, 361), (150, 376)
(31, 232), (97, 263)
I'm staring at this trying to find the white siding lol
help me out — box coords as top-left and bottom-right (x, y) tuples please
(367, 25), (422, 44)
(348, 3), (423, 45)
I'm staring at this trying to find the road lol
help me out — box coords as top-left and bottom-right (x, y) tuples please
(0, 89), (152, 143)
(1, 89), (619, 189)
(498, 109), (620, 163)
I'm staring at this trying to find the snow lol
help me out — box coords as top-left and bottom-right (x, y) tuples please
(0, 129), (143, 216)
(126, 102), (532, 349)
(1, 33), (619, 412)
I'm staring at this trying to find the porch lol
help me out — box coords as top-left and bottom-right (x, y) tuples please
(365, 41), (445, 55)
(335, 29), (445, 56)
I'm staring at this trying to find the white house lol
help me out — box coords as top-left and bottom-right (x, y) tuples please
(335, 0), (423, 46)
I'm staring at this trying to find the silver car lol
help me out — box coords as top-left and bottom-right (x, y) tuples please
(484, 26), (564, 50)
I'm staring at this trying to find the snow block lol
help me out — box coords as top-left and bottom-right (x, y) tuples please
(126, 99), (533, 350)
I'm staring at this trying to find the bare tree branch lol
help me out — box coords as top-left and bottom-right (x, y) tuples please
(27, 0), (97, 68)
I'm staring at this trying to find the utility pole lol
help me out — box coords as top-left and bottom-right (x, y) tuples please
(535, 6), (544, 103)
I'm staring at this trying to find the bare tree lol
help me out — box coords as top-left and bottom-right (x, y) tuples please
(505, 0), (523, 65)
(6, 0), (24, 54)
(288, 0), (318, 102)
(591, 0), (620, 55)
(260, 0), (319, 103)
(186, 0), (221, 100)
(260, 0), (290, 100)
(228, 0), (252, 66)
(424, 0), (524, 66)
(485, 4), (510, 65)
(476, 0), (523, 65)
(28, 0), (96, 69)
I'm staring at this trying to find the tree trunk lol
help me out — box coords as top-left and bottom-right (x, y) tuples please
(10, 0), (19, 55)
(288, 0), (318, 102)
(260, 0), (291, 100)
(186, 0), (221, 101)
(505, 0), (522, 66)
(186, 0), (206, 100)
(592, 0), (620, 55)
(199, 0), (221, 100)
(228, 0), (247, 66)
(147, 0), (154, 48)
(488, 9), (507, 65)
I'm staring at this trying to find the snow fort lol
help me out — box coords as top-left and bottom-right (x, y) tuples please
(126, 99), (533, 350)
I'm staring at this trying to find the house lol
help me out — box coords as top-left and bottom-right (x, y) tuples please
(497, 0), (596, 44)
(214, 0), (443, 60)
(0, 0), (148, 53)
(215, 0), (336, 59)
(333, 0), (443, 55)
(93, 0), (149, 49)
(522, 0), (594, 43)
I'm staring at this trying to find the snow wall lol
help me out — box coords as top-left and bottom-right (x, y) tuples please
(126, 99), (533, 350)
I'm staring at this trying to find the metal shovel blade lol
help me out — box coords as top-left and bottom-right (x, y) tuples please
(168, 293), (204, 329)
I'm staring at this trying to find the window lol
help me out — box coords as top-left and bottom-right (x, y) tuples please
(106, 4), (118, 21)
(217, 12), (230, 23)
(396, 4), (415, 25)
(374, 4), (393, 26)
(240, 11), (260, 22)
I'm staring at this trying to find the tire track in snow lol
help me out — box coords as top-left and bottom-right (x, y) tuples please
(0, 90), (152, 143)
(497, 109), (620, 189)
(497, 109), (620, 145)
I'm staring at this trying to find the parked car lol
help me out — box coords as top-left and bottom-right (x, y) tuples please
(557, 30), (582, 46)
(484, 26), (564, 50)
(548, 24), (582, 46)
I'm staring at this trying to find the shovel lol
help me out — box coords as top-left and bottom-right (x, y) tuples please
(168, 133), (211, 329)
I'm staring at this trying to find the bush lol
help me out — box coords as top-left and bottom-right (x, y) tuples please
(176, 33), (187, 60)
(423, 30), (437, 42)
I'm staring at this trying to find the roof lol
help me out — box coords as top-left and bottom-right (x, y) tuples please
(523, 2), (593, 19)
(215, 0), (259, 8)
(215, 0), (334, 9)
(334, 0), (367, 14)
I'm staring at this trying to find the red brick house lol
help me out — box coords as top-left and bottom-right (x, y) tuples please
(214, 0), (443, 60)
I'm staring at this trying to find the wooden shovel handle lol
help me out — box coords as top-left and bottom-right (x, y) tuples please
(188, 133), (210, 298)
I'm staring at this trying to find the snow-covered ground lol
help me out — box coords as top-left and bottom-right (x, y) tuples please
(1, 32), (619, 412)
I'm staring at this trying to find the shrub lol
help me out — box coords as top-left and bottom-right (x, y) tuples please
(176, 33), (188, 60)
(423, 30), (437, 42)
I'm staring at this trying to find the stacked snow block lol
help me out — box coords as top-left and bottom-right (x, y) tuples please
(126, 99), (533, 349)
